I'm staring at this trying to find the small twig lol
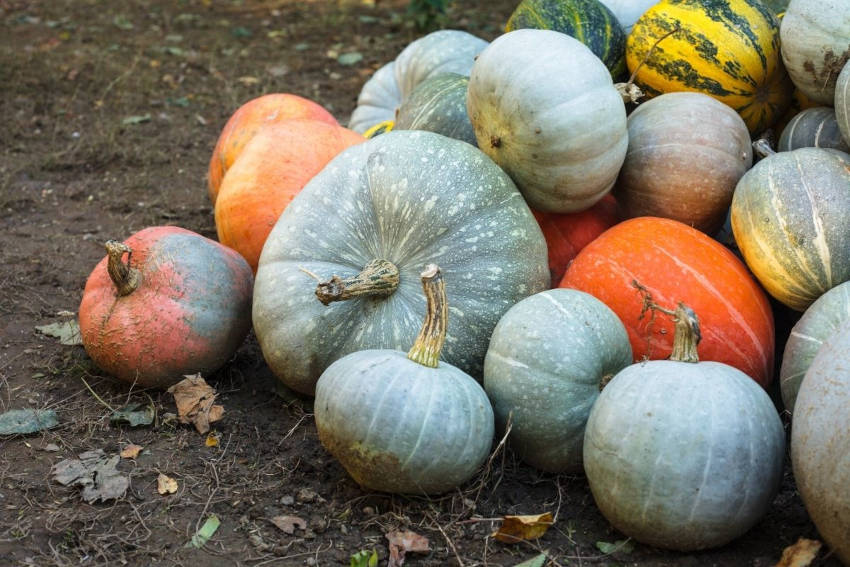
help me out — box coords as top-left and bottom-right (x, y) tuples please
(427, 513), (464, 567)
(79, 376), (116, 412)
(298, 266), (321, 281)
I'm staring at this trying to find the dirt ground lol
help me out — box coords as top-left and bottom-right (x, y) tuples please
(0, 1), (842, 566)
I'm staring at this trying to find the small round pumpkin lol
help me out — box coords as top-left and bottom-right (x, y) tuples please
(532, 194), (619, 285)
(348, 30), (488, 133)
(483, 288), (632, 473)
(467, 29), (628, 213)
(730, 147), (850, 311)
(778, 106), (850, 152)
(837, 60), (850, 146)
(780, 0), (850, 105)
(315, 265), (494, 495)
(253, 130), (549, 395)
(561, 216), (775, 387)
(214, 119), (364, 272)
(613, 92), (752, 233)
(584, 303), (785, 551)
(505, 0), (628, 79)
(207, 93), (338, 204)
(394, 72), (476, 146)
(780, 281), (850, 413)
(627, 0), (792, 134)
(791, 320), (850, 564)
(78, 227), (253, 388)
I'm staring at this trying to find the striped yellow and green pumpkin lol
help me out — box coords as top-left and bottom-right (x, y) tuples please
(363, 120), (394, 138)
(626, 0), (793, 134)
(761, 0), (788, 18)
(506, 0), (627, 80)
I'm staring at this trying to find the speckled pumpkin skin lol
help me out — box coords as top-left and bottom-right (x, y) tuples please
(79, 227), (254, 388)
(253, 130), (550, 395)
(395, 72), (476, 146)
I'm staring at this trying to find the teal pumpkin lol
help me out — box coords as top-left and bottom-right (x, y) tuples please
(483, 288), (632, 473)
(778, 107), (850, 152)
(505, 0), (627, 79)
(394, 73), (477, 146)
(837, 60), (850, 147)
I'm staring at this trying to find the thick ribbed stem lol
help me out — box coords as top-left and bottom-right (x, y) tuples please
(753, 137), (776, 159)
(315, 259), (400, 306)
(669, 303), (701, 363)
(407, 264), (447, 368)
(105, 240), (140, 297)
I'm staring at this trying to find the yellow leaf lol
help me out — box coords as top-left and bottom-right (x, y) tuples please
(775, 538), (822, 567)
(157, 473), (178, 495)
(493, 513), (554, 544)
(120, 444), (143, 459)
(205, 432), (220, 447)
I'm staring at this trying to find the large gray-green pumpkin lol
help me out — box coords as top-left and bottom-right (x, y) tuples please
(253, 130), (550, 395)
(315, 266), (494, 495)
(780, 280), (850, 413)
(483, 288), (632, 473)
(614, 92), (752, 234)
(395, 73), (476, 146)
(791, 321), (850, 564)
(348, 30), (488, 133)
(467, 29), (628, 213)
(837, 60), (850, 146)
(778, 106), (850, 152)
(780, 0), (850, 105)
(730, 147), (850, 311)
(583, 306), (785, 551)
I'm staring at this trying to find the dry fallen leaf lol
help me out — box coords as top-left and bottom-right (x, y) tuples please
(386, 530), (430, 567)
(269, 515), (307, 534)
(493, 513), (554, 544)
(53, 449), (129, 503)
(775, 538), (822, 567)
(120, 444), (143, 459)
(157, 473), (178, 495)
(167, 374), (224, 434)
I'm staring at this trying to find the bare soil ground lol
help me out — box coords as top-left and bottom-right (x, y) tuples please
(0, 1), (841, 565)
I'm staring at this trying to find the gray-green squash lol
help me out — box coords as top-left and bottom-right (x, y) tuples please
(583, 303), (785, 551)
(467, 29), (628, 213)
(252, 130), (550, 395)
(778, 106), (850, 152)
(779, 280), (850, 413)
(315, 265), (494, 495)
(395, 73), (476, 146)
(791, 320), (850, 564)
(837, 60), (850, 146)
(483, 288), (632, 473)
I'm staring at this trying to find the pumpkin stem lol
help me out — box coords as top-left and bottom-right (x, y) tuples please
(315, 259), (400, 306)
(105, 240), (141, 297)
(615, 25), (680, 105)
(407, 264), (447, 368)
(752, 135), (776, 159)
(632, 280), (701, 363)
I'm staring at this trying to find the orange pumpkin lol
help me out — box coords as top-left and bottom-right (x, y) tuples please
(532, 194), (619, 285)
(207, 93), (338, 204)
(214, 119), (364, 271)
(560, 216), (775, 387)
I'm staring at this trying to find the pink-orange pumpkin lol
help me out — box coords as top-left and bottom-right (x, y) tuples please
(214, 119), (364, 271)
(78, 227), (253, 388)
(560, 217), (775, 387)
(207, 93), (338, 204)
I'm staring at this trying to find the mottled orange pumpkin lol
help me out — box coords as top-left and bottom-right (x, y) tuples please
(207, 93), (338, 204)
(214, 119), (364, 271)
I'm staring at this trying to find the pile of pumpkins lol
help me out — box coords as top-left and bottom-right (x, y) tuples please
(75, 0), (850, 561)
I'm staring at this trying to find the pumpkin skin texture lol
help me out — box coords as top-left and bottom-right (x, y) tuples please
(214, 119), (364, 272)
(532, 194), (619, 285)
(780, 0), (850, 105)
(780, 281), (850, 413)
(584, 355), (785, 550)
(730, 148), (850, 311)
(505, 0), (628, 79)
(614, 92), (752, 233)
(627, 0), (792, 134)
(78, 227), (253, 388)
(207, 93), (338, 204)
(778, 106), (850, 152)
(598, 0), (658, 33)
(348, 30), (488, 133)
(561, 217), (775, 387)
(791, 322), (850, 565)
(483, 288), (632, 473)
(253, 130), (550, 395)
(394, 73), (476, 146)
(837, 61), (850, 147)
(467, 29), (628, 213)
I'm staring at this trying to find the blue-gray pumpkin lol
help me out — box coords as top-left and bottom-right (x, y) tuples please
(395, 72), (476, 146)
